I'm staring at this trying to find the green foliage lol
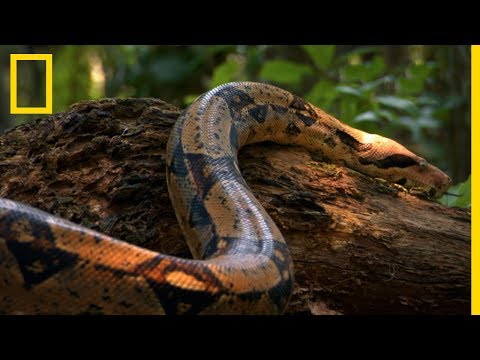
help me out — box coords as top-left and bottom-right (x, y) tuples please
(53, 46), (92, 112)
(306, 80), (337, 109)
(1, 45), (469, 208)
(302, 45), (335, 70)
(439, 175), (471, 208)
(259, 60), (313, 85)
(342, 55), (385, 82)
(375, 96), (417, 115)
(210, 57), (242, 88)
(398, 63), (435, 96)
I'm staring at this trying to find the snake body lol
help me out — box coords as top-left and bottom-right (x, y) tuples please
(0, 82), (452, 314)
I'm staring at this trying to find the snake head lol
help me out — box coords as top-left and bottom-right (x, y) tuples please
(394, 157), (452, 198)
(355, 134), (452, 199)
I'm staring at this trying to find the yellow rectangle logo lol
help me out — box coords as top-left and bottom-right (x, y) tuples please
(10, 54), (53, 114)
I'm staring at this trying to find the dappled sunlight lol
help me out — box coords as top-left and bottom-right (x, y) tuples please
(88, 53), (105, 99)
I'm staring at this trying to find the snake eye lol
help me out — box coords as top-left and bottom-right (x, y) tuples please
(427, 188), (437, 198)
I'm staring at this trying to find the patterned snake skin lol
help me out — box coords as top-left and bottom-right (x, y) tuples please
(0, 82), (452, 314)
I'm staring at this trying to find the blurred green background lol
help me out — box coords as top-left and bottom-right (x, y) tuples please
(0, 45), (471, 207)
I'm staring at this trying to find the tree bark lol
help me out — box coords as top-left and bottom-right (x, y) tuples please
(0, 98), (470, 315)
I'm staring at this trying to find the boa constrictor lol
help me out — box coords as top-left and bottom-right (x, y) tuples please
(0, 82), (452, 314)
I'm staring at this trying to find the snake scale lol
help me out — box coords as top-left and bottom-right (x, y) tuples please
(0, 82), (452, 314)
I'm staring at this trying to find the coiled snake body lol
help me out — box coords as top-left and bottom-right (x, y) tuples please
(0, 82), (452, 314)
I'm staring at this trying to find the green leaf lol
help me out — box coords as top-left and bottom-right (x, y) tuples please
(417, 116), (440, 130)
(302, 45), (336, 70)
(210, 58), (242, 88)
(417, 94), (441, 106)
(342, 55), (385, 82)
(398, 77), (424, 96)
(368, 56), (385, 79)
(259, 60), (313, 85)
(409, 62), (435, 79)
(306, 80), (338, 109)
(376, 95), (418, 115)
(183, 94), (200, 106)
(354, 111), (379, 123)
(397, 116), (421, 141)
(336, 85), (363, 97)
(342, 64), (368, 82)
(377, 109), (396, 122)
(398, 63), (436, 96)
(416, 107), (440, 130)
(339, 98), (358, 124)
(439, 175), (471, 208)
(359, 75), (394, 93)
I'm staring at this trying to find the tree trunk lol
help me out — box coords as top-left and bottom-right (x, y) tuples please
(0, 98), (470, 315)
(383, 45), (410, 69)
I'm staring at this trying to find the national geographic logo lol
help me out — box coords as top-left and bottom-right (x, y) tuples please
(10, 54), (53, 114)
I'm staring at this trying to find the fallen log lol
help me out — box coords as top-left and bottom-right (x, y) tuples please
(0, 98), (470, 314)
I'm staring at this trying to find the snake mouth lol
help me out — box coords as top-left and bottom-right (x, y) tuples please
(399, 158), (452, 198)
(389, 160), (451, 199)
(399, 173), (452, 199)
(396, 179), (435, 197)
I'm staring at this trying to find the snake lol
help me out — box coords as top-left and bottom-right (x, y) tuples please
(0, 82), (452, 315)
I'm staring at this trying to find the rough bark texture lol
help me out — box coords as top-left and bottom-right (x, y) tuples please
(0, 98), (471, 315)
